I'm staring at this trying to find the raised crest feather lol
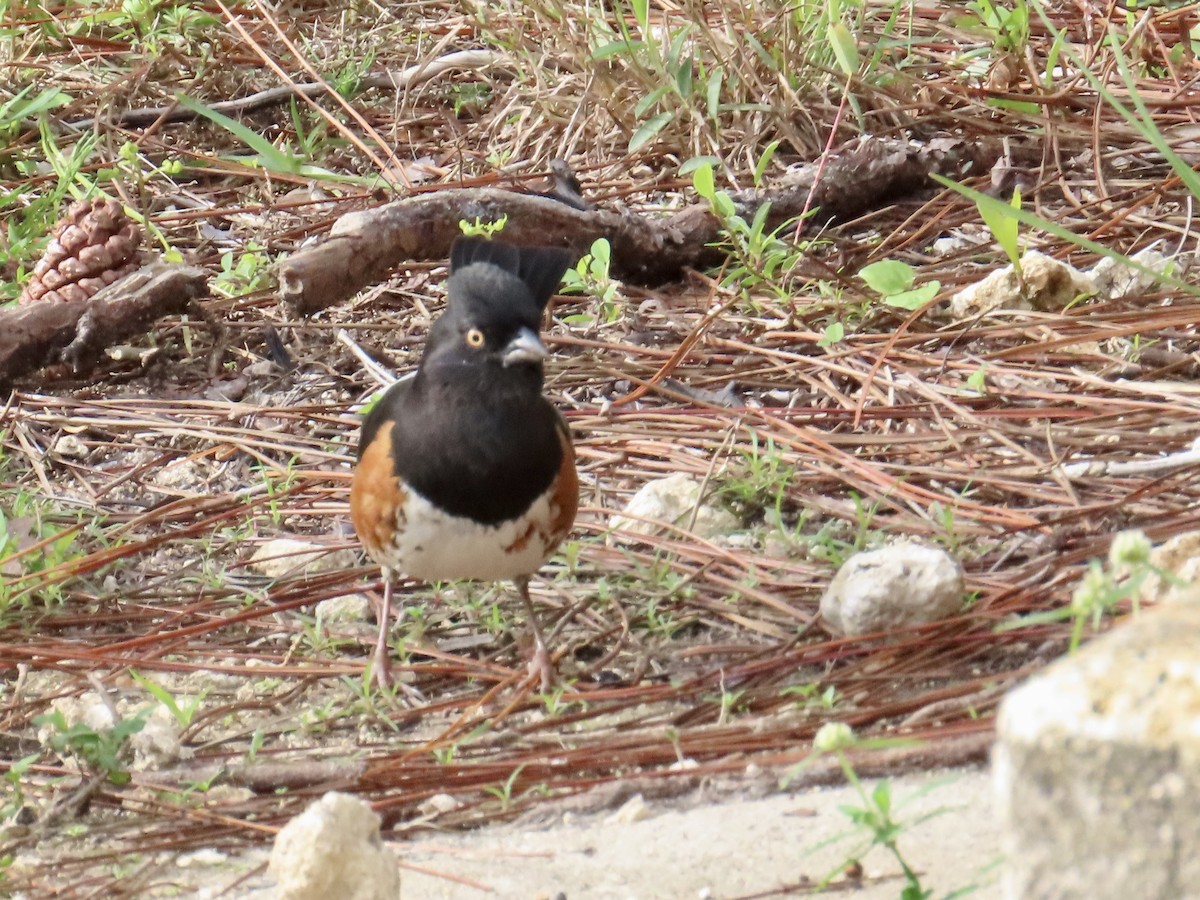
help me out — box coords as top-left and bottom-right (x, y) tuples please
(450, 237), (575, 311)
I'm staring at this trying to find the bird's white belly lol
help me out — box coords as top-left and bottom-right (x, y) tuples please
(374, 487), (560, 581)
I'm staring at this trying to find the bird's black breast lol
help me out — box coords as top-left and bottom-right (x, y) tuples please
(359, 370), (564, 527)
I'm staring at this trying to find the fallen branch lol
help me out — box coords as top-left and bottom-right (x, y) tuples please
(139, 758), (367, 793)
(279, 190), (715, 314)
(0, 261), (209, 389)
(279, 136), (1004, 314)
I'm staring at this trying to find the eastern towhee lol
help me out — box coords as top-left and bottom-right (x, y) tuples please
(350, 237), (578, 691)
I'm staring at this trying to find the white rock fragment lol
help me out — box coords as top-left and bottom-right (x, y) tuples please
(38, 692), (116, 746)
(930, 234), (977, 257)
(1089, 246), (1174, 300)
(269, 791), (401, 900)
(606, 793), (650, 824)
(130, 704), (184, 770)
(820, 542), (964, 636)
(249, 538), (359, 581)
(316, 592), (373, 624)
(153, 457), (212, 491)
(417, 793), (460, 815)
(947, 250), (1096, 320)
(176, 848), (228, 867)
(53, 434), (89, 459)
(610, 473), (738, 540)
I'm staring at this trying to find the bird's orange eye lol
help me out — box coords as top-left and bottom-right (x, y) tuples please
(465, 328), (485, 348)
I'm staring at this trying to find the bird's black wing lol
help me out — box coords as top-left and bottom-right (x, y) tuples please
(356, 376), (413, 462)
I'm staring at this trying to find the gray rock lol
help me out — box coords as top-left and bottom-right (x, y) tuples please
(268, 791), (400, 900)
(994, 593), (1200, 899)
(820, 542), (963, 635)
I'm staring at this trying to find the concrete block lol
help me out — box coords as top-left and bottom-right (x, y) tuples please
(994, 598), (1200, 898)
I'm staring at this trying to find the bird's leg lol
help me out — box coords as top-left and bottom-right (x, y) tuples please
(371, 571), (394, 689)
(516, 576), (553, 692)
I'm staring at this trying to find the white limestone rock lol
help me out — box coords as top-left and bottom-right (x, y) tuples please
(820, 542), (963, 635)
(249, 538), (359, 581)
(947, 250), (1096, 320)
(316, 592), (373, 625)
(610, 473), (738, 541)
(268, 792), (400, 900)
(1089, 246), (1174, 300)
(995, 594), (1200, 898)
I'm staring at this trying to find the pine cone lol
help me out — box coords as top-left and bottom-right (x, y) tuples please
(19, 198), (143, 305)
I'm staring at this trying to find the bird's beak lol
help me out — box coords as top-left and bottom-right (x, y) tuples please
(502, 327), (548, 366)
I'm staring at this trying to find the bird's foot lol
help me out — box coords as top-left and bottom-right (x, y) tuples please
(370, 644), (393, 690)
(526, 642), (555, 693)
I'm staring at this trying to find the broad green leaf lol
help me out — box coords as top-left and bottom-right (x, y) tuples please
(753, 139), (780, 188)
(634, 84), (671, 117)
(859, 259), (915, 295)
(817, 322), (845, 347)
(692, 162), (716, 201)
(706, 69), (723, 121)
(884, 281), (940, 310)
(675, 56), (695, 98)
(680, 155), (720, 177)
(749, 201), (772, 239)
(872, 780), (892, 815)
(631, 0), (649, 30)
(713, 192), (737, 219)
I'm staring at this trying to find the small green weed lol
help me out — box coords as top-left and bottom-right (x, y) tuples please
(858, 260), (941, 312)
(130, 671), (206, 729)
(784, 723), (969, 898)
(459, 215), (508, 237)
(560, 237), (621, 325)
(213, 242), (274, 298)
(34, 707), (150, 786)
(1000, 529), (1171, 651)
(1, 753), (40, 821)
(691, 160), (807, 304)
(717, 432), (793, 521)
(0, 488), (93, 617)
(483, 764), (526, 811)
(781, 681), (839, 712)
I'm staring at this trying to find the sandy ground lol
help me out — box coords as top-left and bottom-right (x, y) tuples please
(202, 764), (1000, 899)
(398, 766), (1001, 899)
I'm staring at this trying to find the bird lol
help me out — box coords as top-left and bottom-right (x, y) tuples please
(350, 236), (578, 692)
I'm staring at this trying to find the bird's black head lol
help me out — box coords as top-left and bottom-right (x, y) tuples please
(421, 238), (575, 380)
